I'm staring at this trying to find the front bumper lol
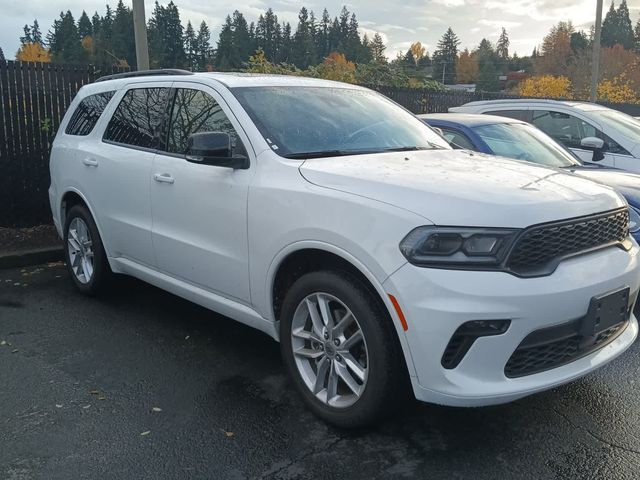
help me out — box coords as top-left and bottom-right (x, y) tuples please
(384, 244), (640, 407)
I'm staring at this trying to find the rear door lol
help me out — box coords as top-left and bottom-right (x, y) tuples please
(95, 83), (172, 266)
(150, 83), (255, 303)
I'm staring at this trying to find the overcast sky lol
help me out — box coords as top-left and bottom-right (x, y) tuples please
(1, 0), (639, 61)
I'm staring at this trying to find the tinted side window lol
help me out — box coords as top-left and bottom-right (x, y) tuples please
(104, 88), (170, 149)
(166, 88), (245, 155)
(65, 91), (115, 136)
(486, 110), (530, 122)
(531, 110), (596, 149)
(440, 128), (475, 150)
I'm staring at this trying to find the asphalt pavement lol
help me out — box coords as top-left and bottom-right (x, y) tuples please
(1, 262), (640, 480)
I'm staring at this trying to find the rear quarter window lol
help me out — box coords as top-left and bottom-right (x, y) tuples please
(65, 91), (115, 136)
(484, 110), (531, 122)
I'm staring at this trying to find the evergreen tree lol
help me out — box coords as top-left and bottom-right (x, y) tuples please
(78, 11), (93, 39)
(601, 1), (619, 47)
(20, 25), (32, 45)
(215, 15), (233, 69)
(570, 31), (589, 53)
(635, 19), (640, 52)
(0, 47), (5, 62)
(111, 0), (135, 66)
(32, 20), (43, 45)
(345, 13), (364, 62)
(600, 0), (633, 48)
(184, 21), (196, 70)
(280, 22), (293, 63)
(232, 11), (252, 66)
(254, 8), (280, 62)
(476, 61), (500, 92)
(616, 0), (635, 49)
(317, 8), (331, 59)
(48, 10), (84, 63)
(292, 7), (316, 68)
(432, 27), (460, 84)
(496, 28), (509, 59)
(148, 1), (186, 68)
(195, 21), (211, 70)
(370, 33), (386, 64)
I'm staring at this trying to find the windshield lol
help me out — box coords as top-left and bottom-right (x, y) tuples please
(595, 109), (640, 140)
(231, 86), (450, 158)
(472, 122), (581, 168)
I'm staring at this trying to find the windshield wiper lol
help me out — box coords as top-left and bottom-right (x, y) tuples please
(284, 146), (435, 159)
(284, 149), (385, 159)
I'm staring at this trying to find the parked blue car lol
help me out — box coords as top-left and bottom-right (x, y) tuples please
(420, 113), (640, 243)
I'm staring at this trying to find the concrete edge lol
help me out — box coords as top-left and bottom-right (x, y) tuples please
(0, 247), (64, 269)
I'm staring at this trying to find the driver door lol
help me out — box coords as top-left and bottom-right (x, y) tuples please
(150, 84), (255, 303)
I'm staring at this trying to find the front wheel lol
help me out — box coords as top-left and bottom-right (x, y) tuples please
(280, 270), (408, 427)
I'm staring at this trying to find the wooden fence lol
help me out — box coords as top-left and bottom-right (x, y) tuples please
(2, 60), (640, 227)
(0, 61), (129, 228)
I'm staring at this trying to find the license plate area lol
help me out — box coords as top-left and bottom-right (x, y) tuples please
(580, 287), (630, 337)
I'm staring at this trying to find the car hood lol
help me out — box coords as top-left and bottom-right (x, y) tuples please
(566, 166), (640, 207)
(299, 150), (625, 228)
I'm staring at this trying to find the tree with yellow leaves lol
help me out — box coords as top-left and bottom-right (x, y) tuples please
(519, 75), (573, 99)
(598, 74), (639, 104)
(456, 49), (478, 83)
(315, 52), (356, 83)
(409, 42), (426, 68)
(16, 42), (51, 62)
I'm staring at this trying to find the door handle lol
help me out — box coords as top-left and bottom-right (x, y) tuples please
(82, 157), (99, 167)
(153, 173), (175, 184)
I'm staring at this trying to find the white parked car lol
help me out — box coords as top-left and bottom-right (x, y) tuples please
(451, 99), (640, 173)
(49, 71), (640, 427)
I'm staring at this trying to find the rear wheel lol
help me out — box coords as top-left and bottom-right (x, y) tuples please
(280, 270), (408, 427)
(64, 204), (111, 295)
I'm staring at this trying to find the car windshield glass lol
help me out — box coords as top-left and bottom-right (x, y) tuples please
(596, 109), (640, 140)
(472, 122), (581, 167)
(231, 86), (450, 158)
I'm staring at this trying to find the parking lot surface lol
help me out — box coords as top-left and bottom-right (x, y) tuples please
(2, 263), (640, 480)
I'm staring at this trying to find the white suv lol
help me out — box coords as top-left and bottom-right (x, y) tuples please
(451, 99), (640, 172)
(49, 71), (640, 427)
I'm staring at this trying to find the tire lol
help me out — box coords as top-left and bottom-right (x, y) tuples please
(280, 270), (408, 428)
(63, 204), (112, 295)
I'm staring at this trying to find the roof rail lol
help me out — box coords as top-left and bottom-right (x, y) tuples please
(95, 69), (194, 83)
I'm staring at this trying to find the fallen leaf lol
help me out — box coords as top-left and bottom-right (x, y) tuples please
(152, 407), (162, 412)
(0, 340), (6, 346)
(82, 405), (91, 409)
(11, 349), (18, 353)
(219, 428), (235, 438)
(55, 404), (63, 408)
(89, 390), (99, 395)
(140, 430), (151, 436)
(98, 396), (106, 400)
(184, 335), (190, 340)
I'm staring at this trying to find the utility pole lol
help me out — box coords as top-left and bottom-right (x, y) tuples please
(590, 0), (603, 102)
(132, 0), (150, 70)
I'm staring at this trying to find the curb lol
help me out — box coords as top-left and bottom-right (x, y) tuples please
(0, 247), (64, 269)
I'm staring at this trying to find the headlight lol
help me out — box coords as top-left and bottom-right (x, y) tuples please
(629, 206), (640, 233)
(399, 226), (519, 268)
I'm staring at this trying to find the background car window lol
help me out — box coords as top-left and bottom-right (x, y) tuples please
(531, 110), (596, 149)
(166, 88), (245, 155)
(485, 110), (531, 122)
(103, 88), (170, 149)
(473, 122), (579, 167)
(440, 128), (475, 149)
(65, 91), (115, 136)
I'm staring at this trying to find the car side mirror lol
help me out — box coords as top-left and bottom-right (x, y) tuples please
(581, 137), (605, 162)
(186, 132), (249, 169)
(432, 127), (444, 137)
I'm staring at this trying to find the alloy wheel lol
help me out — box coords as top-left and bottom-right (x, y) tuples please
(291, 292), (369, 408)
(67, 217), (94, 284)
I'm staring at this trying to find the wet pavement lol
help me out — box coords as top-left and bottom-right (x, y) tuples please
(1, 263), (640, 479)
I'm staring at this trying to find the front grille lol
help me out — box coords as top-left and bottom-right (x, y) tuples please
(505, 320), (629, 378)
(507, 209), (629, 276)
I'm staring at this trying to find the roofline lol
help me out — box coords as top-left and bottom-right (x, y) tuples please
(95, 69), (194, 83)
(459, 98), (589, 107)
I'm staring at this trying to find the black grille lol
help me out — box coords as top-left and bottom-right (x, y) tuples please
(507, 209), (629, 276)
(505, 320), (628, 378)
